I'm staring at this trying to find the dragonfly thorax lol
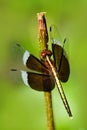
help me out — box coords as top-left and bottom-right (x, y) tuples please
(41, 49), (52, 59)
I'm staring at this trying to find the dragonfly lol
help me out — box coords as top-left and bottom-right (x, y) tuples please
(12, 30), (72, 118)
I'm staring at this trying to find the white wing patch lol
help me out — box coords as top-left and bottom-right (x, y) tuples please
(21, 71), (29, 86)
(23, 50), (30, 65)
(52, 39), (62, 47)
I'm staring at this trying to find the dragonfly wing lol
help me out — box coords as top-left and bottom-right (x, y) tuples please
(52, 43), (70, 82)
(23, 50), (49, 73)
(21, 71), (55, 91)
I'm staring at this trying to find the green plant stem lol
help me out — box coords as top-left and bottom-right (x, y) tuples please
(37, 12), (55, 130)
(44, 92), (55, 130)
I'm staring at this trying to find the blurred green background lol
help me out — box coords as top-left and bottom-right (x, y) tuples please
(0, 0), (87, 130)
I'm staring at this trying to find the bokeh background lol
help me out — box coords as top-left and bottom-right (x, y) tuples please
(0, 0), (87, 130)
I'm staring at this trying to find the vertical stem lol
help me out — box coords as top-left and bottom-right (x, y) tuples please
(44, 92), (55, 130)
(37, 12), (55, 130)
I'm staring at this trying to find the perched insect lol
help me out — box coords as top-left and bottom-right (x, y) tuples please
(11, 27), (72, 118)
